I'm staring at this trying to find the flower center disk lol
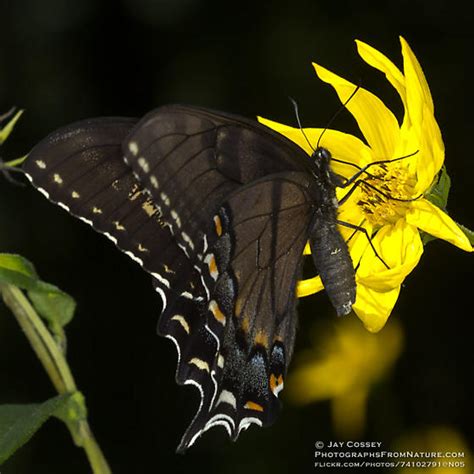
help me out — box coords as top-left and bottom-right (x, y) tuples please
(357, 163), (417, 226)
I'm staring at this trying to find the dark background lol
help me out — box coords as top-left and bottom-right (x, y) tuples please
(0, 1), (473, 473)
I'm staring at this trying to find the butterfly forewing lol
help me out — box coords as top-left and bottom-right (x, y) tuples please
(23, 118), (208, 311)
(122, 105), (312, 262)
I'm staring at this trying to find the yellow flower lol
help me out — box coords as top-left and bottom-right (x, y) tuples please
(287, 318), (403, 438)
(259, 37), (472, 332)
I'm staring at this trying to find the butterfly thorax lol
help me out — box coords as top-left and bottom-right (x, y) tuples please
(309, 147), (342, 220)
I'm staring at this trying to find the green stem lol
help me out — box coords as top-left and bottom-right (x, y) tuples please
(1, 283), (67, 393)
(79, 422), (112, 474)
(2, 284), (75, 391)
(0, 283), (112, 474)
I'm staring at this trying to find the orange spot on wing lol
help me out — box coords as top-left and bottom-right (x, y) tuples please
(208, 255), (217, 274)
(254, 330), (269, 348)
(269, 374), (284, 392)
(269, 374), (277, 392)
(240, 315), (250, 334)
(214, 215), (223, 236)
(244, 401), (264, 412)
(235, 297), (243, 317)
(209, 300), (226, 324)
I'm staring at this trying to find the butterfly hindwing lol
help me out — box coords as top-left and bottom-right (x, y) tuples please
(176, 171), (314, 451)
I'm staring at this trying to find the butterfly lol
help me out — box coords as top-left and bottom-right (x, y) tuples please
(23, 105), (356, 452)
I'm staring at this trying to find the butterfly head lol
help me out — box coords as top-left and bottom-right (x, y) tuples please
(313, 146), (331, 166)
(312, 146), (344, 188)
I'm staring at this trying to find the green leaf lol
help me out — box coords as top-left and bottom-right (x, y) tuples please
(3, 154), (27, 167)
(0, 254), (38, 289)
(421, 166), (452, 245)
(0, 254), (76, 329)
(425, 165), (451, 211)
(420, 231), (435, 245)
(0, 394), (70, 465)
(28, 281), (76, 330)
(0, 109), (23, 145)
(457, 223), (474, 245)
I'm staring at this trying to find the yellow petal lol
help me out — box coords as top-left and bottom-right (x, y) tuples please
(356, 37), (443, 189)
(257, 117), (314, 155)
(303, 241), (311, 255)
(356, 40), (407, 111)
(400, 37), (434, 118)
(389, 37), (444, 192)
(407, 199), (473, 252)
(393, 120), (420, 178)
(415, 104), (445, 193)
(258, 117), (372, 178)
(339, 216), (373, 268)
(336, 187), (363, 216)
(352, 284), (401, 332)
(357, 220), (424, 291)
(316, 129), (373, 177)
(297, 275), (324, 297)
(337, 195), (366, 231)
(313, 63), (400, 159)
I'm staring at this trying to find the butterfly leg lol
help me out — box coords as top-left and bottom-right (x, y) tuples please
(336, 219), (390, 270)
(336, 150), (420, 189)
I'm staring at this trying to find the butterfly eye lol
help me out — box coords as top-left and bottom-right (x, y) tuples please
(315, 147), (331, 163)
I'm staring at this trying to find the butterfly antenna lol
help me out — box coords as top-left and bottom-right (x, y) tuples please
(317, 85), (361, 149)
(289, 97), (315, 152)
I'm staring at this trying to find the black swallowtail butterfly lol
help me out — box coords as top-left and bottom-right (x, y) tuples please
(23, 105), (356, 452)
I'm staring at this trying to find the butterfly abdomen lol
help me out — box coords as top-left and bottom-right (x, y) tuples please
(309, 217), (356, 316)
